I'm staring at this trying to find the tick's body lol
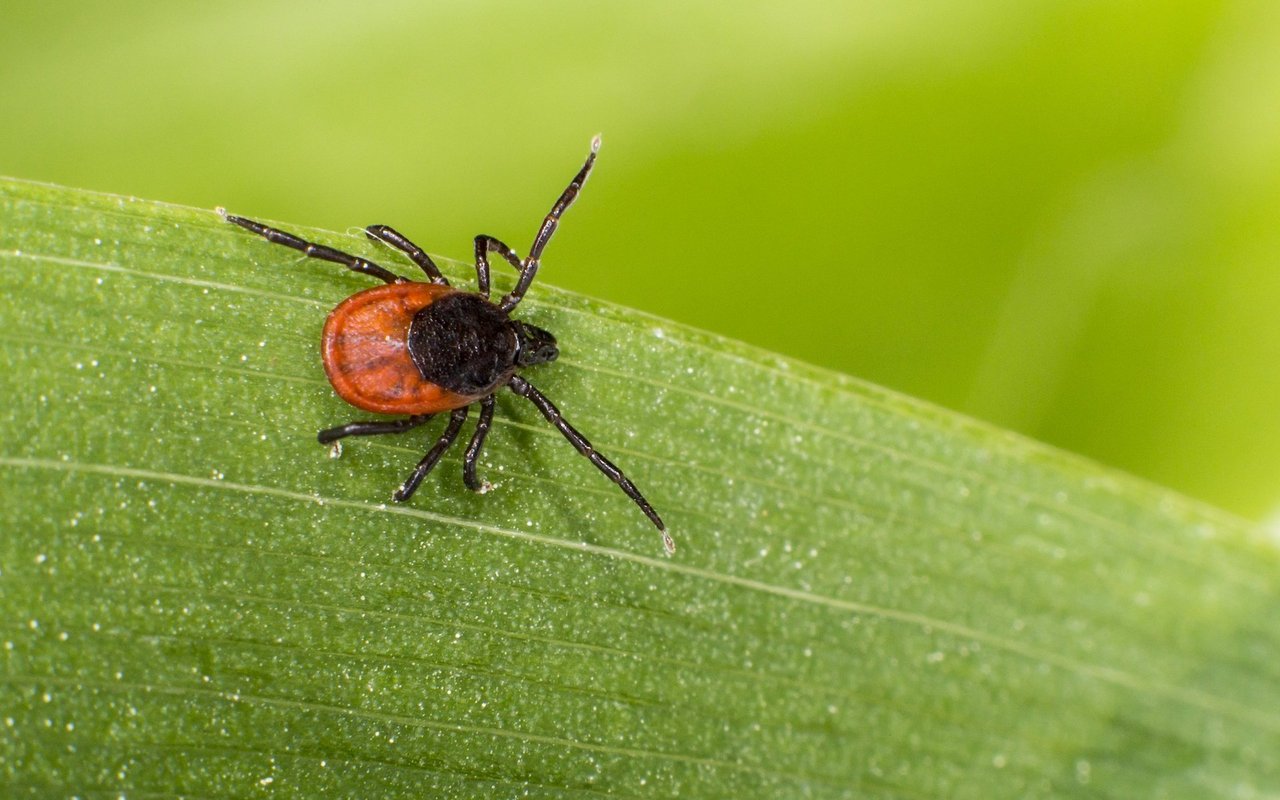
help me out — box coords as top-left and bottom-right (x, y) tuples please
(322, 282), (472, 415)
(223, 137), (673, 553)
(324, 282), (534, 414)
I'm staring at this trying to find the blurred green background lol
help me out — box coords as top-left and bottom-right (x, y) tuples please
(2, 0), (1277, 521)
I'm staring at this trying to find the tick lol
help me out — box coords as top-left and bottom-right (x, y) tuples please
(221, 137), (672, 554)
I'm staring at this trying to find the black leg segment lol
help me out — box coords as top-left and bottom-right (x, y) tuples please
(222, 213), (407, 285)
(508, 375), (672, 553)
(474, 235), (523, 300)
(365, 225), (448, 285)
(317, 414), (434, 445)
(500, 136), (600, 313)
(393, 407), (469, 502)
(462, 395), (496, 492)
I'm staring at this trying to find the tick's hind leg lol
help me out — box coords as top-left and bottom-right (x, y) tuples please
(221, 212), (407, 285)
(394, 407), (469, 502)
(317, 415), (434, 445)
(365, 225), (448, 285)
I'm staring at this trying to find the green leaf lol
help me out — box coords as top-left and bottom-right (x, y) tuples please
(2, 176), (1277, 797)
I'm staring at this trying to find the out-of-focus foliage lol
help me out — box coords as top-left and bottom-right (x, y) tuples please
(1, 0), (1277, 516)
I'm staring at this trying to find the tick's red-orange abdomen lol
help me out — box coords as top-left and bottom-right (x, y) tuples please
(320, 282), (480, 415)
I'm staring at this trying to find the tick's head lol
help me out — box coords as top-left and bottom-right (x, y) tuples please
(512, 320), (559, 367)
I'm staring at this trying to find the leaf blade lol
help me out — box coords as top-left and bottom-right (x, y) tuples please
(1, 177), (1277, 797)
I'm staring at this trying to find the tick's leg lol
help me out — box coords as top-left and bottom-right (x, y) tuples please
(474, 235), (523, 300)
(393, 407), (469, 502)
(462, 395), (496, 492)
(500, 136), (600, 313)
(317, 415), (433, 445)
(221, 212), (408, 284)
(365, 225), (448, 285)
(508, 375), (672, 553)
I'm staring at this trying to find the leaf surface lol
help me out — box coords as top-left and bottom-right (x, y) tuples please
(1, 178), (1277, 797)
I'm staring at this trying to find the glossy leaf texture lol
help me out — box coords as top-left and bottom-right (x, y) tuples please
(1, 178), (1278, 797)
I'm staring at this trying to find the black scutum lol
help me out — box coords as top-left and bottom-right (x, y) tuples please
(407, 293), (517, 395)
